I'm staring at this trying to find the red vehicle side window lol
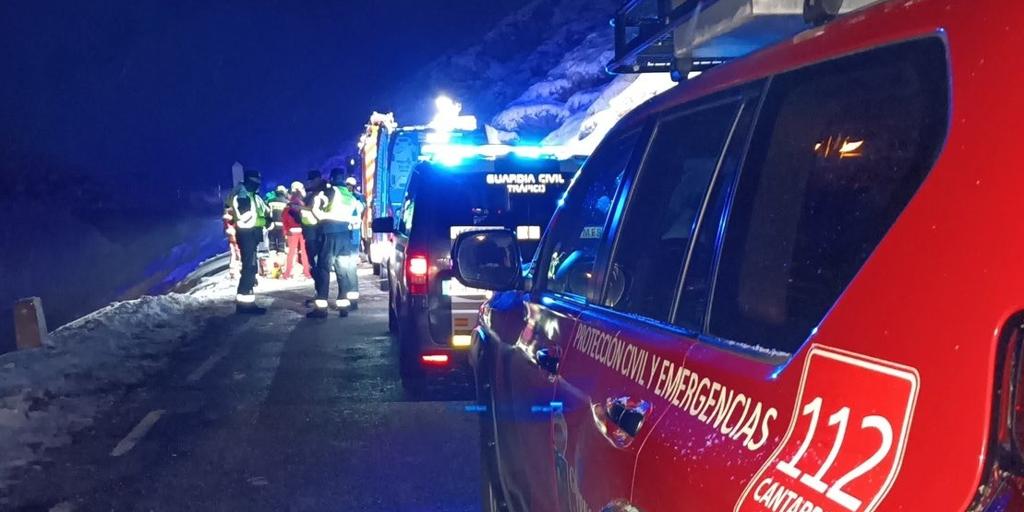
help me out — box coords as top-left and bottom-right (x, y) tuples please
(539, 131), (641, 300)
(602, 101), (740, 322)
(709, 38), (949, 354)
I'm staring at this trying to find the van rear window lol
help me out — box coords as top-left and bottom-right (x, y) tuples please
(709, 38), (949, 354)
(420, 161), (574, 253)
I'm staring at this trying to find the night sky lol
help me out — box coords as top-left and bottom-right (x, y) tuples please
(0, 0), (528, 197)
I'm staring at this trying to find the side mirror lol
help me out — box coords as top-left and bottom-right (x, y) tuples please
(371, 216), (395, 233)
(452, 229), (522, 291)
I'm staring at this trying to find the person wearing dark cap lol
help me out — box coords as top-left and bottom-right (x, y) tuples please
(307, 168), (364, 318)
(227, 169), (270, 314)
(300, 170), (326, 302)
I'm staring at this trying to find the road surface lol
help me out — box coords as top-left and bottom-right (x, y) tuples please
(3, 273), (481, 511)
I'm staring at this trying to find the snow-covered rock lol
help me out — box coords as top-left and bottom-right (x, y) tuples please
(394, 0), (619, 126)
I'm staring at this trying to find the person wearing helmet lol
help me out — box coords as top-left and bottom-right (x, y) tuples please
(227, 169), (270, 314)
(283, 182), (311, 279)
(267, 185), (289, 255)
(307, 168), (364, 318)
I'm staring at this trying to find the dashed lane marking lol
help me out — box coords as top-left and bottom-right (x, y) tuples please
(186, 346), (231, 383)
(110, 410), (165, 457)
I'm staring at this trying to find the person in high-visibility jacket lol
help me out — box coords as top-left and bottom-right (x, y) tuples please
(267, 185), (289, 253)
(300, 170), (326, 300)
(344, 176), (366, 258)
(228, 169), (270, 314)
(307, 169), (364, 318)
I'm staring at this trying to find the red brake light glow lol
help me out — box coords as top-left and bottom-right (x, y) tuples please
(407, 255), (429, 295)
(421, 354), (449, 365)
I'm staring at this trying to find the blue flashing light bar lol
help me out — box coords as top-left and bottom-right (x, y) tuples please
(421, 143), (579, 166)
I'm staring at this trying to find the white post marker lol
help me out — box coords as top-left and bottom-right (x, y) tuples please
(111, 410), (166, 457)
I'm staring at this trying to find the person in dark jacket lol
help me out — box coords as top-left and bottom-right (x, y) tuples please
(307, 168), (364, 318)
(226, 169), (270, 314)
(301, 170), (326, 301)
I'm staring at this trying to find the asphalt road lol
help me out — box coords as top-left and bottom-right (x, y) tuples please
(4, 274), (481, 511)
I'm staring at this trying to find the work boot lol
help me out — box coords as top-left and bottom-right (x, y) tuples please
(306, 308), (329, 319)
(338, 308), (348, 318)
(348, 301), (358, 311)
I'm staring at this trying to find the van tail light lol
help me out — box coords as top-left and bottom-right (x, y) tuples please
(407, 255), (429, 296)
(972, 315), (1024, 511)
(421, 354), (449, 366)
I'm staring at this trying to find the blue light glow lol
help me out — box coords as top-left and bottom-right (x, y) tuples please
(421, 142), (578, 164)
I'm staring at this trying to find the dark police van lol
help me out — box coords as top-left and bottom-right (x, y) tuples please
(373, 145), (581, 389)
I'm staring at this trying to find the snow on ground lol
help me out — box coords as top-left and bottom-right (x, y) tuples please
(0, 261), (307, 491)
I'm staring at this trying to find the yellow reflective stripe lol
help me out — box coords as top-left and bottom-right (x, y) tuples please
(232, 195), (257, 229)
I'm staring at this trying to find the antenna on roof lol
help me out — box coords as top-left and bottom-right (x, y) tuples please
(804, 0), (844, 25)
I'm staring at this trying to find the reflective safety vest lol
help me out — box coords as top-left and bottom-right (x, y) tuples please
(231, 189), (268, 229)
(300, 190), (323, 227)
(315, 186), (362, 224)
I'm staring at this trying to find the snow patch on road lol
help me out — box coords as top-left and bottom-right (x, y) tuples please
(0, 266), (306, 492)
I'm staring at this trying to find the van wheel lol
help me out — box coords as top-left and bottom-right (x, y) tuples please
(388, 304), (398, 334)
(477, 350), (507, 512)
(398, 318), (424, 391)
(479, 393), (507, 512)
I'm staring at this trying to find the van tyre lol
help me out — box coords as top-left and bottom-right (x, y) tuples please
(477, 346), (508, 512)
(398, 317), (424, 392)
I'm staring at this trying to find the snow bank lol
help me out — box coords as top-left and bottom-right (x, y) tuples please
(0, 267), (302, 490)
(541, 73), (677, 155)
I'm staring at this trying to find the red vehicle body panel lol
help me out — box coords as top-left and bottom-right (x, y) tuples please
(475, 1), (1024, 511)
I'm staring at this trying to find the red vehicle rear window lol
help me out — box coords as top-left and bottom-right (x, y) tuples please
(709, 37), (949, 354)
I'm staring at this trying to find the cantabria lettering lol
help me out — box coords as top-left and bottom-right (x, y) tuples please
(572, 323), (777, 452)
(751, 478), (824, 512)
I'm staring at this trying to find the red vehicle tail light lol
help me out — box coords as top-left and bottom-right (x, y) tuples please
(421, 354), (449, 365)
(973, 315), (1024, 511)
(407, 255), (428, 295)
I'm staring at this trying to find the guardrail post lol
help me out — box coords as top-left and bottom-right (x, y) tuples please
(14, 297), (48, 350)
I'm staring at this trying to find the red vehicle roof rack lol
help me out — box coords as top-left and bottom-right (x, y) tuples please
(608, 0), (885, 79)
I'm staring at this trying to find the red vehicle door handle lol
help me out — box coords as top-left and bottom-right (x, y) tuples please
(606, 396), (652, 438)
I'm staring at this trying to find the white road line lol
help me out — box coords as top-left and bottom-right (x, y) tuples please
(110, 410), (165, 457)
(186, 346), (230, 383)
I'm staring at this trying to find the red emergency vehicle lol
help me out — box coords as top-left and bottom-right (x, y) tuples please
(451, 0), (1024, 511)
